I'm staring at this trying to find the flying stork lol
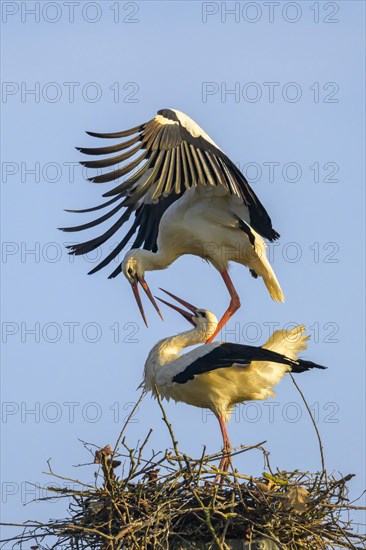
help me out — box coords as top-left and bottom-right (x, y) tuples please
(61, 109), (284, 342)
(143, 289), (326, 472)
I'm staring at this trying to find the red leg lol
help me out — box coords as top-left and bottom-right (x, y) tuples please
(217, 415), (232, 474)
(206, 269), (241, 343)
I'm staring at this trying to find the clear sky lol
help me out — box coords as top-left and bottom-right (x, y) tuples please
(1, 0), (365, 543)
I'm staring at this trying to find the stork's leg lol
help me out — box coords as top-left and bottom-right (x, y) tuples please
(217, 414), (232, 479)
(206, 269), (241, 343)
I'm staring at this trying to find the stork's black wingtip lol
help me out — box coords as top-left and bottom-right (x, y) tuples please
(108, 268), (122, 279)
(311, 364), (327, 370)
(270, 230), (281, 242)
(295, 359), (328, 373)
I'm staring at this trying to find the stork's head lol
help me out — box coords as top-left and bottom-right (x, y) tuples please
(122, 249), (146, 281)
(156, 289), (218, 341)
(122, 250), (163, 326)
(191, 309), (218, 332)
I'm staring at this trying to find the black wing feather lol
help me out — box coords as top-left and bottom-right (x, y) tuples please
(86, 123), (145, 139)
(66, 204), (131, 256)
(80, 142), (143, 169)
(64, 194), (123, 214)
(76, 134), (141, 156)
(61, 200), (126, 232)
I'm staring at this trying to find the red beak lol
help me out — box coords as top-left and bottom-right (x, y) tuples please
(131, 276), (163, 327)
(155, 288), (198, 326)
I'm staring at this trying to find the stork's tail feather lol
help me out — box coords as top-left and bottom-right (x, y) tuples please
(263, 325), (327, 372)
(253, 251), (285, 302)
(262, 270), (285, 303)
(263, 325), (309, 358)
(240, 222), (285, 303)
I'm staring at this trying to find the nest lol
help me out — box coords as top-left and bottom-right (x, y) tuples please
(1, 394), (365, 550)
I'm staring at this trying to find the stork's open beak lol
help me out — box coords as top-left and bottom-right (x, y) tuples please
(131, 276), (163, 327)
(155, 288), (197, 326)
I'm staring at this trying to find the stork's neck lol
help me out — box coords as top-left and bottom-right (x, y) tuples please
(143, 324), (217, 392)
(165, 327), (207, 353)
(152, 326), (209, 367)
(135, 248), (177, 272)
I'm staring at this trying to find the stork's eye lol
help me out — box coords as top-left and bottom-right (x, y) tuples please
(128, 267), (134, 276)
(198, 311), (207, 318)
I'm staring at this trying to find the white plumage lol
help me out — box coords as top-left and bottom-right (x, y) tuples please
(142, 290), (326, 471)
(63, 108), (284, 339)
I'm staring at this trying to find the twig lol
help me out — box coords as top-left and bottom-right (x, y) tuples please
(290, 373), (327, 480)
(112, 389), (145, 459)
(154, 385), (180, 456)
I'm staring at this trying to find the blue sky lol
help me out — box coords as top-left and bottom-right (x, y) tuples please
(1, 0), (365, 542)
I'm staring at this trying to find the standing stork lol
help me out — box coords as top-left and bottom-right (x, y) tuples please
(61, 109), (284, 341)
(143, 289), (326, 472)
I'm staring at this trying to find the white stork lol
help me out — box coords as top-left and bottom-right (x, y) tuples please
(143, 289), (326, 472)
(61, 109), (284, 341)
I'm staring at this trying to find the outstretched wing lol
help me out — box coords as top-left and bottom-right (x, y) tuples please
(60, 108), (279, 278)
(170, 343), (326, 384)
